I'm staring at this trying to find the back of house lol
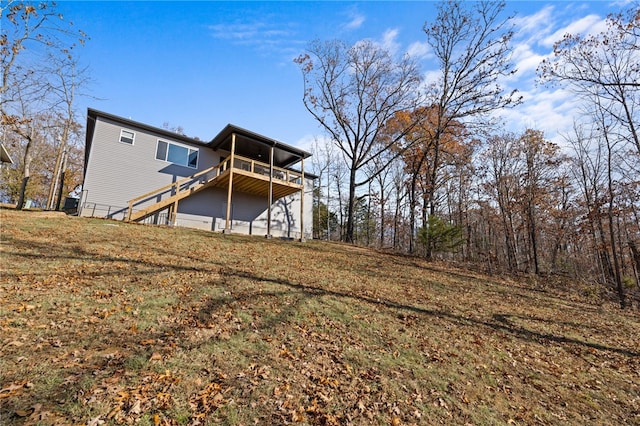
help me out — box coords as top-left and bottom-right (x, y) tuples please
(80, 109), (314, 239)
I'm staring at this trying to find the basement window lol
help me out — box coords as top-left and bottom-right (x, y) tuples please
(119, 129), (135, 145)
(156, 140), (198, 169)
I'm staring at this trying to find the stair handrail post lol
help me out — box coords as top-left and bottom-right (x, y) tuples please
(127, 200), (133, 222)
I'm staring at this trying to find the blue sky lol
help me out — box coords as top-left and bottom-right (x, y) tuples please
(55, 1), (626, 149)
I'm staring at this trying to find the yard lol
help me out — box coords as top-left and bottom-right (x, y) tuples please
(1, 210), (639, 425)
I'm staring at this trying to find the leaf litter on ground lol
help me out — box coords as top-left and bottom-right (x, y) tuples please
(0, 210), (639, 425)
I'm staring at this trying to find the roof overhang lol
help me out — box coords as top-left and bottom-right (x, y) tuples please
(208, 124), (311, 169)
(1, 143), (13, 164)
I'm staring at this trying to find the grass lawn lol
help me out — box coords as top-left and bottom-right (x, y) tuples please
(1, 210), (639, 425)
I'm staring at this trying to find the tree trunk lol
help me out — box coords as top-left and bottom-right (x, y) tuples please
(629, 241), (640, 290)
(527, 200), (540, 275)
(345, 167), (357, 243)
(16, 176), (30, 210)
(16, 132), (34, 210)
(335, 174), (344, 241)
(605, 134), (625, 308)
(408, 174), (417, 254)
(379, 197), (385, 249)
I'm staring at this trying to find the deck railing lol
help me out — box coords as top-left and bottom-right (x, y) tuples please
(229, 155), (303, 185)
(126, 163), (223, 221)
(126, 156), (303, 222)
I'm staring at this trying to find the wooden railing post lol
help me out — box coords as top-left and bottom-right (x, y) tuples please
(127, 200), (133, 221)
(267, 145), (274, 238)
(224, 134), (236, 232)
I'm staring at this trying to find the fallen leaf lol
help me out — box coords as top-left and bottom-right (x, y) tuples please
(87, 415), (104, 426)
(15, 408), (34, 417)
(128, 400), (141, 415)
(0, 383), (26, 399)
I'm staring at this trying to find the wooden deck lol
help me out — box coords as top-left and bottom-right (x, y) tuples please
(126, 155), (303, 223)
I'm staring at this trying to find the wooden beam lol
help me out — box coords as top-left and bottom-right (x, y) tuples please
(172, 199), (178, 226)
(267, 146), (274, 238)
(224, 134), (236, 232)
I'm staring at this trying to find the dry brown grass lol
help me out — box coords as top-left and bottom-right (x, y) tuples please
(1, 209), (639, 425)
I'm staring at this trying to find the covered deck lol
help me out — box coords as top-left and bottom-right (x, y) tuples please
(208, 124), (311, 238)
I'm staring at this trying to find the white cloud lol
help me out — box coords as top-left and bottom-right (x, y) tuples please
(208, 19), (304, 60)
(512, 5), (556, 41)
(345, 13), (365, 30)
(209, 23), (260, 40)
(541, 14), (605, 47)
(294, 133), (335, 156)
(381, 28), (400, 56)
(495, 86), (584, 147)
(406, 41), (431, 60)
(510, 43), (547, 78)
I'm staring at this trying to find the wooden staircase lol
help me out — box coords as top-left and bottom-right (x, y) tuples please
(126, 163), (224, 223)
(126, 155), (304, 225)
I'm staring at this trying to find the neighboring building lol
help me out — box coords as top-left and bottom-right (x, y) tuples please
(81, 108), (314, 239)
(1, 143), (13, 166)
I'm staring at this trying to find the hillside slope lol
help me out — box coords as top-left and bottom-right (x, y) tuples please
(1, 210), (639, 425)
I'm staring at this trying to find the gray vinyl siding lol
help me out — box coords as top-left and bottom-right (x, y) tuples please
(81, 117), (217, 219)
(169, 179), (314, 239)
(81, 113), (313, 238)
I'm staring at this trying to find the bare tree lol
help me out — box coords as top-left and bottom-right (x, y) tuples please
(1, 1), (88, 209)
(418, 0), (521, 259)
(44, 54), (89, 210)
(295, 39), (422, 243)
(481, 132), (522, 272)
(519, 129), (563, 276)
(1, 1), (87, 112)
(422, 0), (522, 216)
(538, 5), (639, 156)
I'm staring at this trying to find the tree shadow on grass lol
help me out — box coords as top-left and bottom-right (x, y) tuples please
(2, 225), (638, 424)
(220, 269), (640, 359)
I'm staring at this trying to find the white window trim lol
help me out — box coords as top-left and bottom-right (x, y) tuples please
(119, 129), (135, 145)
(155, 139), (199, 169)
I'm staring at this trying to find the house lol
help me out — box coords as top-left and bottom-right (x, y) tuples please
(80, 108), (314, 239)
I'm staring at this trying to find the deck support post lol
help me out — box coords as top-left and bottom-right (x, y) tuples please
(224, 133), (236, 233)
(171, 200), (178, 226)
(300, 157), (305, 242)
(266, 145), (274, 238)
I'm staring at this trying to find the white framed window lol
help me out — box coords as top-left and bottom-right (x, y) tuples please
(119, 129), (135, 145)
(155, 140), (198, 169)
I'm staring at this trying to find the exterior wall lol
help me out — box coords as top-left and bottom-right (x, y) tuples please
(81, 113), (314, 239)
(169, 177), (314, 239)
(80, 116), (218, 220)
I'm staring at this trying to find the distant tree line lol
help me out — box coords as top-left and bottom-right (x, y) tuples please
(301, 1), (640, 308)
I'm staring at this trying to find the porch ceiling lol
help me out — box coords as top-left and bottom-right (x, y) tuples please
(208, 169), (302, 200)
(208, 124), (311, 169)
